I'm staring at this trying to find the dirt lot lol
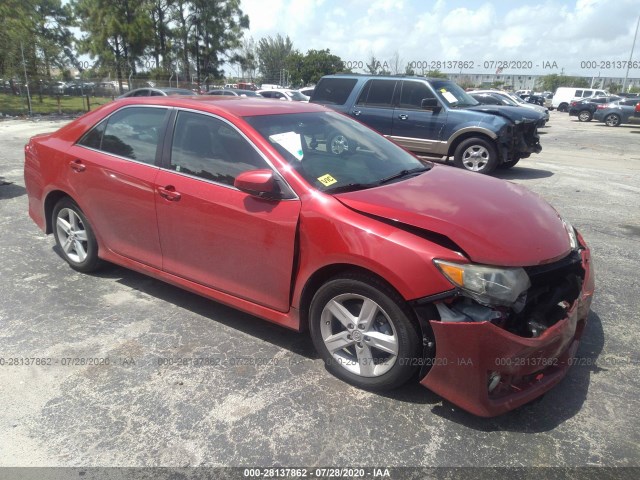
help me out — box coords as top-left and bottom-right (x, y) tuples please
(0, 111), (639, 472)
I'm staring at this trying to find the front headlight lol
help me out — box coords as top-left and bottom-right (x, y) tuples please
(434, 260), (531, 306)
(563, 220), (579, 250)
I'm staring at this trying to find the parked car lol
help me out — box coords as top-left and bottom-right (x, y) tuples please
(298, 86), (315, 97)
(472, 90), (550, 123)
(568, 95), (622, 122)
(64, 82), (95, 96)
(206, 88), (263, 97)
(470, 92), (547, 127)
(257, 88), (309, 102)
(46, 81), (67, 95)
(23, 96), (594, 417)
(95, 82), (129, 97)
(118, 87), (196, 98)
(552, 87), (609, 112)
(310, 75), (542, 173)
(592, 97), (640, 126)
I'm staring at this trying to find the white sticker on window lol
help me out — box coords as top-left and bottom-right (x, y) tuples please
(269, 132), (304, 161)
(442, 91), (457, 103)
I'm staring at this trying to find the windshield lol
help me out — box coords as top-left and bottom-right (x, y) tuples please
(244, 111), (428, 193)
(430, 80), (479, 108)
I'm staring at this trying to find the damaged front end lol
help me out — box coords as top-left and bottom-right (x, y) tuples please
(498, 120), (542, 163)
(414, 230), (594, 417)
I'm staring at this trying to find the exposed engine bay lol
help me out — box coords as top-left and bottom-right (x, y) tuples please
(436, 250), (585, 338)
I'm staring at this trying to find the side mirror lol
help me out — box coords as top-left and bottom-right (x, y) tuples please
(421, 97), (441, 111)
(234, 169), (281, 199)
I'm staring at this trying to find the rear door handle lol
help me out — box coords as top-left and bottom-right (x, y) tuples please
(352, 110), (361, 116)
(398, 114), (409, 120)
(157, 185), (182, 201)
(69, 159), (86, 172)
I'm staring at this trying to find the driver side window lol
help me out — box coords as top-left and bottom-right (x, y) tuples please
(170, 111), (268, 186)
(398, 81), (434, 109)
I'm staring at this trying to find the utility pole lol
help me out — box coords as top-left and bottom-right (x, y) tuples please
(20, 42), (32, 116)
(622, 14), (640, 92)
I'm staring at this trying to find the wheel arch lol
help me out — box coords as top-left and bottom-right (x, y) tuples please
(297, 263), (411, 332)
(447, 130), (497, 159)
(44, 189), (74, 234)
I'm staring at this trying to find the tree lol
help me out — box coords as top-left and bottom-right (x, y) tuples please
(0, 0), (74, 80)
(539, 74), (589, 92)
(257, 34), (294, 84)
(298, 49), (345, 85)
(365, 54), (389, 75)
(73, 0), (153, 92)
(388, 51), (403, 75)
(424, 69), (448, 78)
(191, 0), (249, 81)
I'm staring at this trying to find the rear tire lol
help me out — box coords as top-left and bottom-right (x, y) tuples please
(453, 137), (498, 174)
(558, 103), (569, 112)
(52, 198), (101, 273)
(309, 273), (421, 391)
(578, 110), (592, 122)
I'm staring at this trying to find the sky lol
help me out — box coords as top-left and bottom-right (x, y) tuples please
(239, 0), (640, 78)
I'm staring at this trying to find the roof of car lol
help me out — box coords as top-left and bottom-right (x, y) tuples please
(113, 96), (327, 116)
(321, 73), (446, 82)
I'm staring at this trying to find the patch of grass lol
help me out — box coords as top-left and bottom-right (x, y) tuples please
(0, 93), (113, 116)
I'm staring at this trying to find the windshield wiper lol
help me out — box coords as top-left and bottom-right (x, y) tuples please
(324, 183), (374, 194)
(377, 166), (430, 185)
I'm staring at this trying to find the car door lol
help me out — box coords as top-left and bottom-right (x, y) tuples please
(66, 106), (169, 268)
(350, 79), (397, 135)
(390, 80), (447, 154)
(154, 110), (300, 312)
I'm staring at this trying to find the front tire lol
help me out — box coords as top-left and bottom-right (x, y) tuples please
(499, 158), (520, 169)
(309, 274), (421, 391)
(604, 113), (621, 127)
(52, 198), (100, 272)
(453, 137), (498, 174)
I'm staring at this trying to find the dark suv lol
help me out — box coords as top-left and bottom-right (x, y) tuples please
(568, 95), (621, 122)
(310, 74), (542, 173)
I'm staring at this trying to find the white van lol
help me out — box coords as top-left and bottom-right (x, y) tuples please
(552, 87), (609, 111)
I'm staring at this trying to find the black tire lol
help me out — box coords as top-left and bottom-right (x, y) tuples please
(558, 103), (569, 112)
(604, 113), (621, 127)
(309, 273), (421, 391)
(326, 130), (352, 155)
(453, 137), (498, 174)
(578, 110), (592, 122)
(52, 197), (101, 273)
(499, 158), (520, 169)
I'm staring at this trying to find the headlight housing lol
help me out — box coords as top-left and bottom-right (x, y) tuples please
(434, 260), (531, 306)
(563, 220), (579, 250)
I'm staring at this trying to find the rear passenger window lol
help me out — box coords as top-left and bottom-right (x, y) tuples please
(311, 78), (358, 105)
(356, 80), (397, 108)
(99, 107), (168, 164)
(77, 107), (167, 163)
(399, 81), (434, 109)
(575, 90), (583, 97)
(170, 111), (267, 186)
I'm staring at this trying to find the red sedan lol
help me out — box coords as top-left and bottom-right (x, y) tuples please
(24, 97), (594, 416)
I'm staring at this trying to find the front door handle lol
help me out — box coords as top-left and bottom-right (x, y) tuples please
(69, 159), (86, 172)
(158, 185), (182, 201)
(352, 110), (361, 116)
(398, 114), (409, 120)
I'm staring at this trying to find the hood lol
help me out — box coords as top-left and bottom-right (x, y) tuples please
(335, 166), (571, 267)
(466, 105), (543, 123)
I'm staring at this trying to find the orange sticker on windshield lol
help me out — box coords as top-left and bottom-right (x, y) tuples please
(317, 174), (337, 186)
